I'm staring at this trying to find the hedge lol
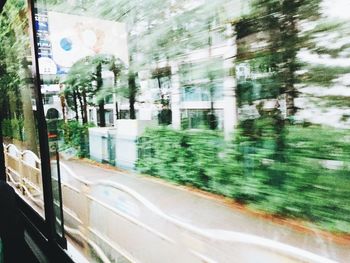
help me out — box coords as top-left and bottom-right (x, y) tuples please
(137, 123), (350, 234)
(61, 120), (93, 158)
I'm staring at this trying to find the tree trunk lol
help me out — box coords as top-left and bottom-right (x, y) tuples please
(281, 0), (298, 118)
(14, 91), (24, 141)
(115, 102), (119, 120)
(285, 85), (297, 117)
(6, 97), (11, 119)
(20, 85), (38, 154)
(129, 96), (136, 120)
(157, 75), (163, 105)
(208, 85), (217, 130)
(82, 91), (88, 124)
(128, 72), (137, 120)
(112, 66), (120, 120)
(98, 100), (106, 127)
(60, 94), (66, 122)
(96, 62), (106, 126)
(76, 90), (85, 123)
(72, 90), (79, 121)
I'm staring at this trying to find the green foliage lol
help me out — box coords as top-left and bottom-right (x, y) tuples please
(137, 128), (223, 189)
(237, 77), (281, 106)
(0, 0), (39, 153)
(1, 118), (23, 140)
(238, 0), (350, 119)
(138, 125), (350, 233)
(301, 65), (350, 87)
(62, 121), (93, 158)
(237, 0), (326, 116)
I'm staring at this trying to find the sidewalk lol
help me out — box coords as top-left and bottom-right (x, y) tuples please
(63, 159), (350, 263)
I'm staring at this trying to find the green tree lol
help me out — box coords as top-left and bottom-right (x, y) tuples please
(63, 56), (96, 123)
(237, 0), (322, 118)
(0, 0), (38, 153)
(63, 54), (126, 125)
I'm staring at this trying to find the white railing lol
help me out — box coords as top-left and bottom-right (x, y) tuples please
(3, 144), (338, 263)
(3, 144), (43, 207)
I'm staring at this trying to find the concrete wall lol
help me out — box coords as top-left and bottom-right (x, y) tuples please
(89, 120), (157, 170)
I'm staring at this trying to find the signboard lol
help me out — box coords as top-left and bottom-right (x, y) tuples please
(47, 11), (129, 71)
(35, 10), (57, 75)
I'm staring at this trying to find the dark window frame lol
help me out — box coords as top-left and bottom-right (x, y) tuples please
(0, 0), (69, 260)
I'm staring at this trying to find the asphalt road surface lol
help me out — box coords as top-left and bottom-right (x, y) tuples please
(60, 159), (350, 263)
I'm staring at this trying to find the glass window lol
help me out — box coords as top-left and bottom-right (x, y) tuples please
(2, 0), (350, 262)
(181, 109), (223, 130)
(0, 0), (46, 218)
(1, 0), (67, 244)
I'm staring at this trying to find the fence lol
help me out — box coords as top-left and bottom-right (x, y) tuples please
(3, 144), (43, 210)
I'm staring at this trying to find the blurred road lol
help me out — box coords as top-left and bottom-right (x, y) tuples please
(62, 159), (350, 263)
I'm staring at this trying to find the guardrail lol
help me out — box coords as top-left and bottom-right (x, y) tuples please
(3, 144), (339, 263)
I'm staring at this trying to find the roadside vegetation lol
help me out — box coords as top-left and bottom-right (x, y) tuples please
(138, 122), (350, 234)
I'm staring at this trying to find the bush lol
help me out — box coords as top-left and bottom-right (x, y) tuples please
(61, 120), (93, 158)
(137, 128), (223, 188)
(2, 118), (23, 140)
(137, 123), (350, 234)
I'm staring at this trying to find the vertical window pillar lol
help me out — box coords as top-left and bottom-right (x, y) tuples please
(27, 0), (66, 247)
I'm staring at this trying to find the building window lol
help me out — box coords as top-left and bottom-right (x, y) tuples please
(181, 109), (223, 130)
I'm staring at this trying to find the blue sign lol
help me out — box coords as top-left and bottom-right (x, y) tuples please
(60, 38), (73, 51)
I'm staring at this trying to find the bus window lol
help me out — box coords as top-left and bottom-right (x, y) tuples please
(1, 0), (350, 262)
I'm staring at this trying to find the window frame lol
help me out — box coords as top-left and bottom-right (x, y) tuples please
(0, 0), (67, 253)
